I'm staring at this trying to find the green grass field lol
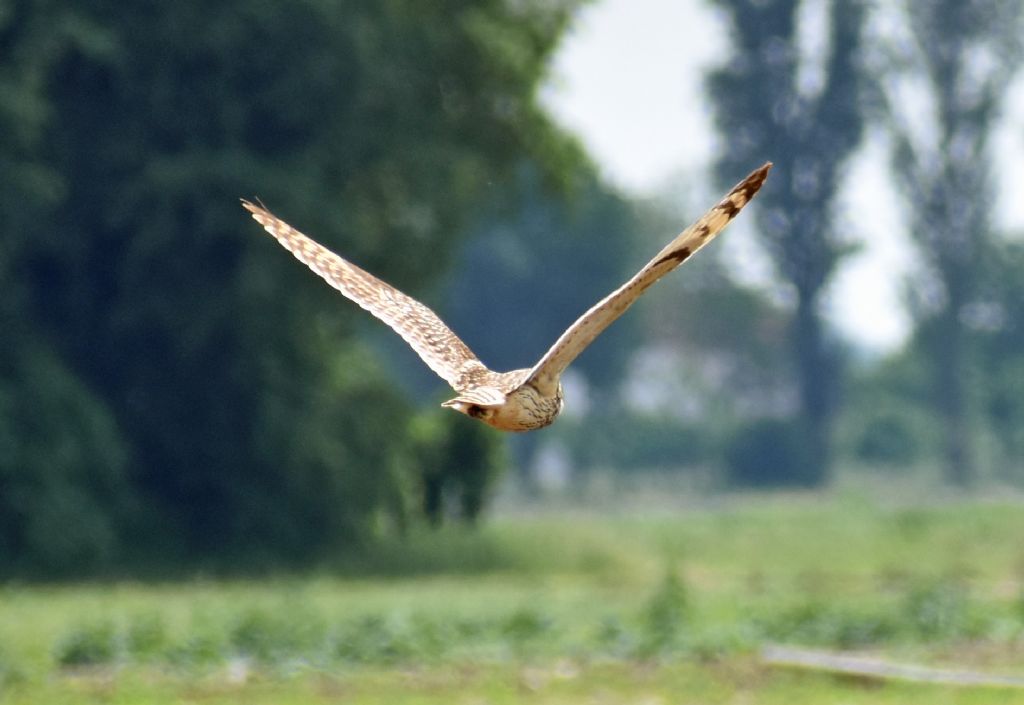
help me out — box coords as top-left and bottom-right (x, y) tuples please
(4, 495), (1024, 703)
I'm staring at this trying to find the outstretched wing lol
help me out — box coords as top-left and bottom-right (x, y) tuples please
(525, 163), (771, 392)
(242, 201), (491, 392)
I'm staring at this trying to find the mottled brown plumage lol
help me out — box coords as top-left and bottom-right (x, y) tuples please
(243, 162), (770, 431)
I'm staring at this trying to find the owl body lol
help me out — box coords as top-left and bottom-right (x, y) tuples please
(442, 370), (565, 431)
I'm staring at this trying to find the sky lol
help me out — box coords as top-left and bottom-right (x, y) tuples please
(541, 0), (1024, 352)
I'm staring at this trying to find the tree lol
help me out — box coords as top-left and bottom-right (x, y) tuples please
(0, 0), (138, 575)
(865, 0), (1023, 485)
(973, 240), (1024, 478)
(1, 0), (584, 572)
(411, 409), (505, 526)
(707, 0), (866, 484)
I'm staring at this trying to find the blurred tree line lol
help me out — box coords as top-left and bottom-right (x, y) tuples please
(3, 0), (1024, 577)
(543, 0), (1024, 490)
(0, 0), (588, 574)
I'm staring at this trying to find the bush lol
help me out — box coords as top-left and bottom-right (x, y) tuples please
(55, 620), (119, 667)
(854, 411), (922, 465)
(229, 607), (325, 663)
(559, 413), (713, 472)
(165, 627), (227, 668)
(126, 613), (168, 660)
(758, 601), (898, 648)
(502, 608), (551, 642)
(724, 418), (818, 487)
(902, 580), (973, 640)
(593, 616), (635, 657)
(638, 569), (690, 655)
(0, 343), (131, 576)
(333, 615), (424, 665)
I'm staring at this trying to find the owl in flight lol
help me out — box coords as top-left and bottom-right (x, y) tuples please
(243, 162), (770, 432)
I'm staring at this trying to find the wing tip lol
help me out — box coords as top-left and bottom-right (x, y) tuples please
(717, 162), (772, 218)
(738, 161), (772, 199)
(240, 197), (270, 219)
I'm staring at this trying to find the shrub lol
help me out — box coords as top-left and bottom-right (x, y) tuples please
(724, 418), (818, 487)
(593, 616), (635, 657)
(126, 613), (168, 660)
(229, 607), (325, 663)
(853, 407), (926, 465)
(559, 413), (712, 472)
(55, 620), (118, 667)
(333, 615), (418, 665)
(165, 630), (227, 668)
(759, 602), (898, 648)
(638, 569), (690, 655)
(502, 608), (551, 642)
(902, 580), (973, 640)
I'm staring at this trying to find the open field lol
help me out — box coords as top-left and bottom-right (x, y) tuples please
(4, 495), (1024, 703)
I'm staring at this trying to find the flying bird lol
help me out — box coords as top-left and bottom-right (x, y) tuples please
(243, 162), (770, 431)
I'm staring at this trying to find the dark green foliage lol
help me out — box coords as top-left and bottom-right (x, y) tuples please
(760, 601), (899, 649)
(559, 413), (713, 473)
(902, 580), (975, 640)
(724, 418), (816, 488)
(55, 620), (118, 667)
(502, 608), (551, 642)
(973, 242), (1024, 476)
(839, 351), (944, 470)
(852, 408), (924, 466)
(447, 419), (505, 524)
(230, 607), (327, 664)
(593, 616), (635, 657)
(411, 409), (506, 527)
(0, 339), (133, 575)
(333, 615), (415, 664)
(0, 0), (582, 573)
(638, 569), (690, 655)
(165, 623), (228, 668)
(761, 580), (986, 648)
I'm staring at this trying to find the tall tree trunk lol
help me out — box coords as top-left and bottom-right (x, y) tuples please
(422, 472), (444, 527)
(933, 305), (973, 485)
(794, 292), (833, 484)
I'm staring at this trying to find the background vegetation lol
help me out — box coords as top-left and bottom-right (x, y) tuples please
(4, 1), (1024, 700)
(2, 0), (1024, 580)
(3, 500), (1024, 702)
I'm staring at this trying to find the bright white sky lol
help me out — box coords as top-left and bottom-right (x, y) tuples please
(541, 0), (1024, 352)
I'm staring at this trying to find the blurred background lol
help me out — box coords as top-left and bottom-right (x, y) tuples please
(2, 0), (1024, 582)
